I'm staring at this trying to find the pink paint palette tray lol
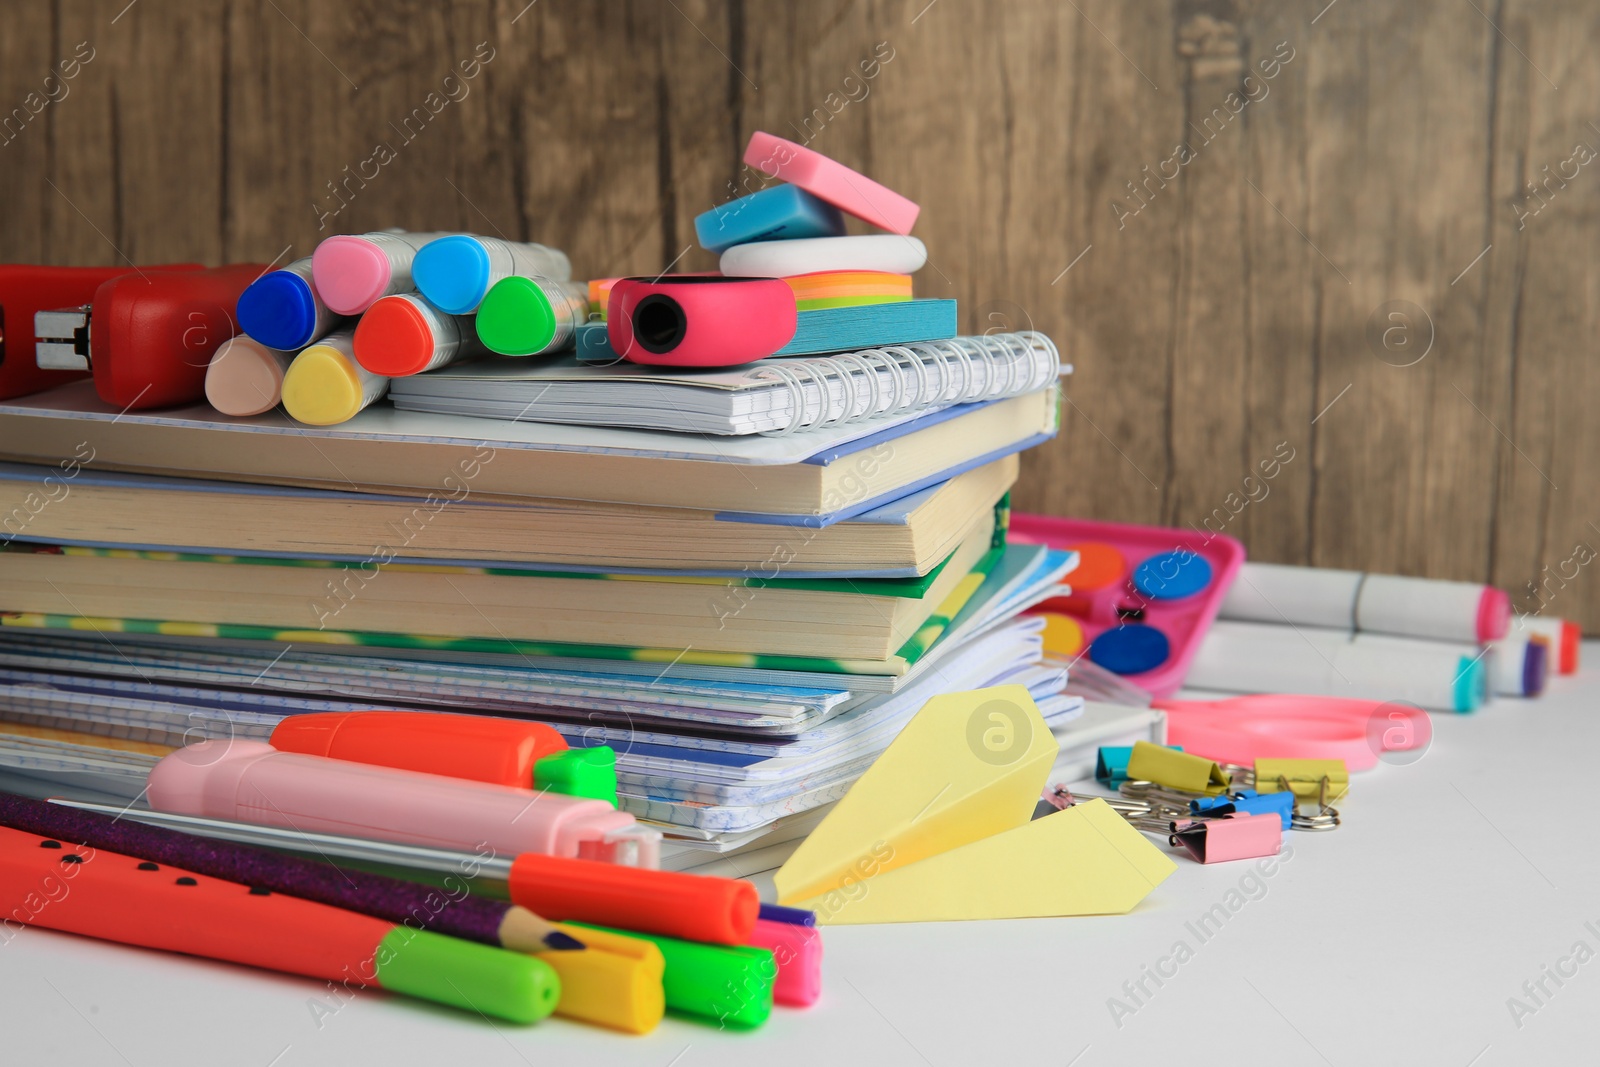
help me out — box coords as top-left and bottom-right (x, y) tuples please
(1010, 514), (1245, 698)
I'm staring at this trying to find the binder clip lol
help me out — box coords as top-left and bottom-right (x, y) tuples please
(1095, 744), (1183, 788)
(1190, 790), (1295, 830)
(1281, 774), (1341, 832)
(1124, 741), (1229, 796)
(1250, 758), (1349, 801)
(1168, 813), (1283, 864)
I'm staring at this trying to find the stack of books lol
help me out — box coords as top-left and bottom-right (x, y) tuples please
(0, 140), (1081, 876)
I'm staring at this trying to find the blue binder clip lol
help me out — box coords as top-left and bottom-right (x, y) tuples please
(1190, 790), (1295, 829)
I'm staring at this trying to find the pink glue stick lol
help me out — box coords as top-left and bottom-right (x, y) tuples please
(146, 741), (658, 867)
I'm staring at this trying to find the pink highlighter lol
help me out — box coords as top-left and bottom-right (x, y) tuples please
(146, 741), (659, 868)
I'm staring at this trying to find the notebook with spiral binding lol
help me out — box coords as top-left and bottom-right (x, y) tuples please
(387, 331), (1064, 436)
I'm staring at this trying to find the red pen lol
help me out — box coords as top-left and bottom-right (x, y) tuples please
(35, 263), (267, 410)
(0, 263), (202, 400)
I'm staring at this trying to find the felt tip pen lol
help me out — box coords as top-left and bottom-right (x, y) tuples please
(413, 235), (572, 315)
(0, 824), (560, 1023)
(236, 255), (348, 351)
(147, 740), (659, 867)
(205, 335), (295, 417)
(310, 230), (459, 315)
(35, 263), (268, 410)
(352, 293), (489, 377)
(476, 275), (590, 356)
(280, 328), (388, 425)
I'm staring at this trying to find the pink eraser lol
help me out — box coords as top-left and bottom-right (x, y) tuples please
(1172, 813), (1282, 864)
(1476, 586), (1511, 643)
(743, 131), (919, 235)
(312, 236), (396, 315)
(748, 918), (822, 1007)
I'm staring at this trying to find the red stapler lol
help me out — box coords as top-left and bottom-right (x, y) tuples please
(34, 263), (267, 410)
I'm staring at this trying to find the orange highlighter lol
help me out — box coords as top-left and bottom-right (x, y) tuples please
(0, 824), (557, 1022)
(269, 710), (617, 803)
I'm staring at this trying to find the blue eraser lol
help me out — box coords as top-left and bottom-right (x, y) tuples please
(1089, 625), (1170, 675)
(1132, 551), (1214, 600)
(695, 183), (847, 254)
(238, 269), (320, 351)
(414, 235), (492, 315)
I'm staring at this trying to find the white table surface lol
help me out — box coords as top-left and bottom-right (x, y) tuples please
(6, 648), (1599, 1066)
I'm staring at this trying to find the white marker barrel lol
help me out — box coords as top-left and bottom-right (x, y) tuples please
(1185, 620), (1488, 713)
(1219, 562), (1510, 643)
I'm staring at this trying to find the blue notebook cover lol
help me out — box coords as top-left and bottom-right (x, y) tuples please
(577, 298), (958, 362)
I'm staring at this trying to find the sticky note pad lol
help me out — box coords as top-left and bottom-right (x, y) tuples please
(695, 183), (846, 254)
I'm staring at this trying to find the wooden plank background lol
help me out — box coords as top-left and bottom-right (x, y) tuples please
(3, 0), (1597, 629)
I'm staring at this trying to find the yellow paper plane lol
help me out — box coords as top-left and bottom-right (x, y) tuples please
(775, 684), (1176, 923)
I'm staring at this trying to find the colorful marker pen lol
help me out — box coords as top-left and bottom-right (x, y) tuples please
(269, 711), (567, 789)
(352, 293), (489, 377)
(0, 825), (560, 1023)
(476, 275), (591, 356)
(412, 235), (572, 315)
(236, 256), (348, 351)
(280, 328), (388, 425)
(310, 230), (458, 315)
(146, 740), (658, 866)
(205, 335), (295, 417)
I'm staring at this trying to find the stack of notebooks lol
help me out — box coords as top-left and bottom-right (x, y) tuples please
(0, 321), (1080, 872)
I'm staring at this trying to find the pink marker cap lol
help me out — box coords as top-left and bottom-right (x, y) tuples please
(1476, 586), (1512, 643)
(312, 236), (395, 315)
(747, 918), (823, 1007)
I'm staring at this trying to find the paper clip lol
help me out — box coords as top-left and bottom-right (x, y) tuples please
(1168, 813), (1283, 863)
(1125, 741), (1230, 795)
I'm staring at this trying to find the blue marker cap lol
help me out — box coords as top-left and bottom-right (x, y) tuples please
(1132, 551), (1214, 600)
(413, 235), (491, 315)
(238, 270), (319, 351)
(1088, 625), (1171, 675)
(1453, 654), (1486, 712)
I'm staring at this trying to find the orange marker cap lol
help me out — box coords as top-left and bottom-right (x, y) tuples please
(508, 853), (759, 946)
(269, 710), (568, 788)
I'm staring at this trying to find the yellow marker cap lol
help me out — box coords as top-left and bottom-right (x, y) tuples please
(536, 924), (665, 1034)
(281, 328), (386, 426)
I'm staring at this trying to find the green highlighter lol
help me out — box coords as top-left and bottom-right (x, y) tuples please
(536, 747), (619, 806)
(567, 923), (775, 1028)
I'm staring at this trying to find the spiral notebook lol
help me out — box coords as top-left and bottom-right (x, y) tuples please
(387, 331), (1066, 435)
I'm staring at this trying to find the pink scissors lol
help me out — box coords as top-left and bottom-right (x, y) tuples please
(1153, 694), (1432, 772)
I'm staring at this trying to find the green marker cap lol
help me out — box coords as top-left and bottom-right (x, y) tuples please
(374, 927), (561, 1024)
(536, 746), (619, 807)
(569, 922), (774, 1028)
(477, 275), (559, 355)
